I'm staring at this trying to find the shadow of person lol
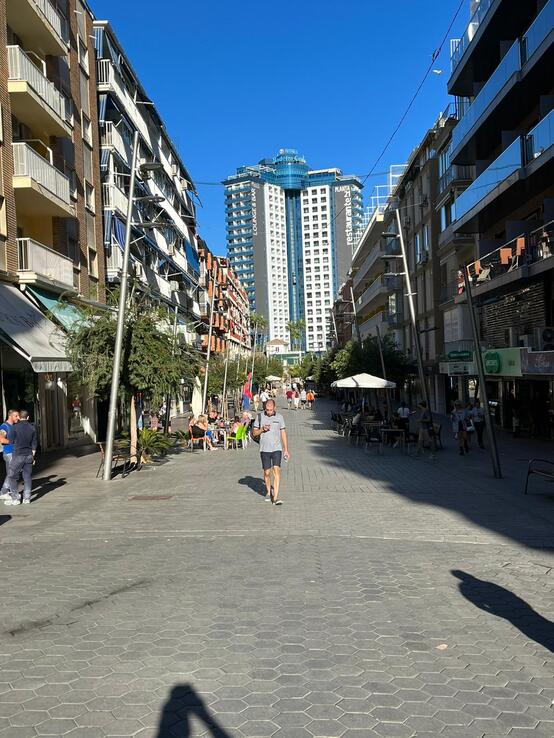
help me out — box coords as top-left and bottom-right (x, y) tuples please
(238, 475), (266, 497)
(156, 684), (232, 738)
(452, 569), (554, 653)
(30, 476), (67, 502)
(0, 515), (11, 527)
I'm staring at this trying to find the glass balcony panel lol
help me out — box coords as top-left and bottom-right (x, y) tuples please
(454, 138), (521, 222)
(525, 109), (554, 164)
(451, 0), (493, 71)
(521, 0), (554, 64)
(451, 40), (520, 154)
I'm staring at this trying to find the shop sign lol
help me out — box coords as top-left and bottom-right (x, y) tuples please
(439, 361), (475, 376)
(521, 349), (554, 375)
(448, 350), (472, 361)
(482, 348), (522, 377)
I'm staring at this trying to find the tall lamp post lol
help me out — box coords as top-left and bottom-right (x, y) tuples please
(463, 268), (502, 478)
(382, 209), (434, 441)
(202, 269), (217, 412)
(103, 131), (139, 482)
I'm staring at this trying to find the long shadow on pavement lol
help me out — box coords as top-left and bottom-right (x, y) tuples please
(307, 400), (554, 550)
(0, 515), (11, 527)
(156, 684), (232, 738)
(452, 569), (554, 652)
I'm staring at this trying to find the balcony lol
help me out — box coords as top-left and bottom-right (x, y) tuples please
(102, 183), (129, 218)
(438, 164), (474, 195)
(454, 137), (522, 227)
(521, 0), (554, 66)
(439, 280), (464, 305)
(7, 0), (68, 56)
(360, 310), (388, 338)
(450, 0), (494, 75)
(101, 121), (133, 165)
(466, 220), (554, 297)
(17, 238), (75, 291)
(12, 142), (73, 217)
(352, 243), (382, 291)
(357, 275), (388, 313)
(7, 46), (71, 139)
(451, 40), (520, 162)
(385, 310), (404, 329)
(524, 108), (554, 170)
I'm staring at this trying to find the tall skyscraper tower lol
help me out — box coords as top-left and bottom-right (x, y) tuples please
(224, 150), (363, 352)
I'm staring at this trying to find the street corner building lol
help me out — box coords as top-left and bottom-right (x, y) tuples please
(224, 148), (364, 354)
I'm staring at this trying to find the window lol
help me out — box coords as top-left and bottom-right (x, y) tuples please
(82, 143), (92, 183)
(423, 224), (429, 252)
(85, 182), (94, 212)
(78, 39), (89, 72)
(88, 248), (98, 277)
(81, 113), (92, 144)
(79, 70), (89, 116)
(86, 211), (95, 249)
(415, 232), (421, 263)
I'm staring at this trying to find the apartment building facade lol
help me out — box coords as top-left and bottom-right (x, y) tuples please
(224, 149), (363, 352)
(198, 244), (251, 358)
(446, 0), (554, 431)
(94, 21), (202, 348)
(0, 0), (105, 449)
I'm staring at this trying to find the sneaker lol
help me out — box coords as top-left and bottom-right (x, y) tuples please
(4, 498), (20, 506)
(272, 499), (283, 506)
(265, 495), (271, 502)
(22, 499), (31, 504)
(0, 492), (11, 500)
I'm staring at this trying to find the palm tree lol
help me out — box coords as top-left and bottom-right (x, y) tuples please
(250, 312), (268, 388)
(287, 319), (306, 355)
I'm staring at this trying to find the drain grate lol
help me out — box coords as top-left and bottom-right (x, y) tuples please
(129, 495), (172, 501)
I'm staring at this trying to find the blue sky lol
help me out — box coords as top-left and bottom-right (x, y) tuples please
(91, 0), (470, 255)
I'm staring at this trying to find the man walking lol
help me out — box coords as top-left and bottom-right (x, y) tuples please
(252, 399), (290, 506)
(4, 410), (37, 506)
(0, 409), (19, 501)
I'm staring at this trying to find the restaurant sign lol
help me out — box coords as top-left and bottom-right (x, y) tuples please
(439, 361), (475, 376)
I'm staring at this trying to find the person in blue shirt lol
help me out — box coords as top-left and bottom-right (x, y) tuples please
(5, 410), (37, 505)
(0, 409), (19, 500)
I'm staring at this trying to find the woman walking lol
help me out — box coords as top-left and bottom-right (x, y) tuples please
(451, 401), (470, 455)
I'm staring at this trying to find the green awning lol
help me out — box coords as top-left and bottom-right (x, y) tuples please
(26, 286), (85, 332)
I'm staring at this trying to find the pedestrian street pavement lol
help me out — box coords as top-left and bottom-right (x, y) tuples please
(0, 398), (553, 738)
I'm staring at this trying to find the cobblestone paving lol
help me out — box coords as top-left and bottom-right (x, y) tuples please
(0, 400), (553, 737)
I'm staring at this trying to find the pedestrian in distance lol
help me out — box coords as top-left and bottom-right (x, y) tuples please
(252, 399), (290, 506)
(471, 398), (486, 448)
(306, 390), (315, 409)
(4, 410), (37, 505)
(286, 388), (294, 410)
(253, 393), (260, 412)
(395, 401), (410, 446)
(0, 409), (19, 501)
(293, 390), (300, 411)
(451, 401), (470, 456)
(300, 387), (307, 409)
(260, 388), (270, 408)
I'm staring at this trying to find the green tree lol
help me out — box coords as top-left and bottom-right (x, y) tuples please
(286, 319), (306, 352)
(66, 289), (201, 455)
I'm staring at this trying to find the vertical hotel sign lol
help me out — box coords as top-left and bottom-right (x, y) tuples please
(251, 184), (258, 236)
(336, 185), (353, 249)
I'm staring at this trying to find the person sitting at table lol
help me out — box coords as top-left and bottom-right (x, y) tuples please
(208, 409), (219, 425)
(190, 415), (217, 451)
(230, 415), (241, 434)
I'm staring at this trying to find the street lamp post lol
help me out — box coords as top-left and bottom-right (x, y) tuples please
(202, 270), (217, 413)
(349, 285), (363, 347)
(463, 268), (502, 478)
(103, 130), (139, 482)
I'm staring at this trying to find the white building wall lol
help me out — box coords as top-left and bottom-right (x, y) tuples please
(301, 185), (334, 352)
(263, 183), (289, 342)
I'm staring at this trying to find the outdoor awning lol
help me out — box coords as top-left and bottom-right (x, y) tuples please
(331, 373), (396, 390)
(113, 216), (126, 249)
(0, 283), (72, 373)
(26, 286), (84, 332)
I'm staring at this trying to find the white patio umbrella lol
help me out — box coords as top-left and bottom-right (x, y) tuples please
(331, 373), (396, 390)
(191, 375), (203, 417)
(266, 375), (281, 382)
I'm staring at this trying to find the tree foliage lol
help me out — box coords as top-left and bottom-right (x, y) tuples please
(66, 290), (201, 409)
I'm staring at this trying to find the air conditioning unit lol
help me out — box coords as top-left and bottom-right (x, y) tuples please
(133, 262), (145, 279)
(167, 243), (175, 256)
(169, 280), (180, 293)
(535, 326), (554, 351)
(171, 163), (179, 176)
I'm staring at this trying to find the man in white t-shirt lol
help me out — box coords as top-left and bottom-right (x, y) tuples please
(260, 389), (270, 406)
(252, 399), (290, 505)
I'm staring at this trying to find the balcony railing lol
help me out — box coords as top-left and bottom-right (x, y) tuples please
(17, 237), (74, 288)
(438, 164), (474, 193)
(357, 275), (386, 310)
(102, 183), (129, 215)
(466, 220), (554, 289)
(7, 46), (70, 125)
(12, 142), (70, 204)
(31, 0), (69, 45)
(451, 40), (520, 156)
(451, 0), (493, 72)
(454, 137), (521, 223)
(521, 0), (554, 65)
(525, 108), (554, 165)
(439, 280), (463, 304)
(101, 121), (133, 164)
